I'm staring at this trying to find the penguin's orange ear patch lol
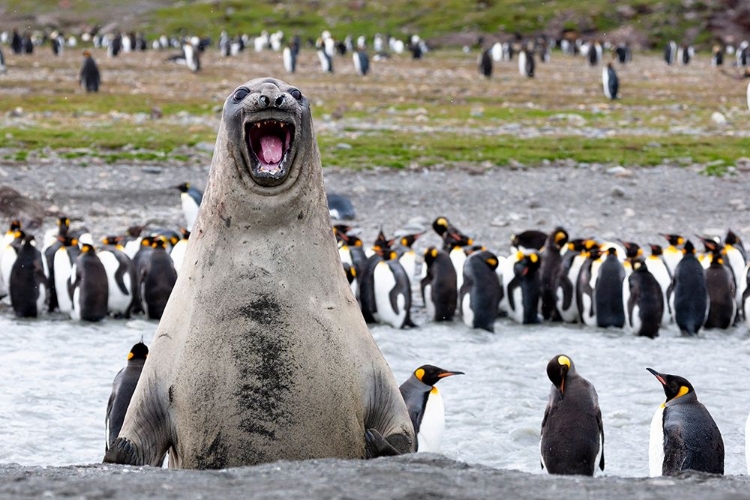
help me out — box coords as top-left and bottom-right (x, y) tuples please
(430, 248), (438, 258)
(415, 368), (425, 381)
(530, 253), (538, 263)
(486, 257), (498, 267)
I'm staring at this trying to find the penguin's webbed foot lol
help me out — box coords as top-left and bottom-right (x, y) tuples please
(103, 437), (144, 465)
(365, 429), (406, 459)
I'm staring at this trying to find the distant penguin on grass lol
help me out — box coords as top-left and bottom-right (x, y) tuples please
(556, 239), (590, 323)
(400, 365), (464, 453)
(167, 42), (200, 72)
(80, 50), (100, 92)
(602, 62), (618, 100)
(647, 368), (724, 476)
(318, 48), (333, 73)
(106, 341), (148, 451)
(460, 250), (501, 332)
(478, 48), (492, 78)
(0, 47), (6, 73)
(518, 48), (534, 77)
(541, 355), (604, 476)
(353, 49), (369, 75)
(282, 44), (296, 73)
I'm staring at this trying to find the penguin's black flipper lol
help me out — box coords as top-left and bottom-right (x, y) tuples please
(558, 276), (573, 310)
(114, 261), (130, 295)
(365, 428), (402, 458)
(662, 424), (687, 475)
(506, 276), (520, 312)
(597, 407), (605, 471)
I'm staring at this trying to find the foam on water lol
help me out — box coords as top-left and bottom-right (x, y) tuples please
(1, 309), (749, 477)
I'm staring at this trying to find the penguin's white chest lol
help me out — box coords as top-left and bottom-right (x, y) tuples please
(649, 405), (665, 477)
(417, 388), (445, 453)
(373, 262), (405, 328)
(99, 251), (132, 314)
(399, 251), (416, 282)
(181, 193), (200, 231)
(170, 241), (188, 275)
(461, 292), (474, 328)
(745, 412), (750, 475)
(54, 248), (74, 314)
(450, 249), (466, 295)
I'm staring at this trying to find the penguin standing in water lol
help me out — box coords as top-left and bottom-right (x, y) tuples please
(421, 247), (457, 322)
(478, 47), (492, 78)
(99, 236), (137, 318)
(140, 237), (177, 320)
(556, 239), (589, 323)
(353, 49), (369, 75)
(106, 341), (148, 451)
(723, 229), (746, 321)
(175, 182), (202, 232)
(460, 250), (501, 332)
(282, 43), (296, 73)
(394, 233), (420, 282)
(539, 227), (568, 321)
(595, 247), (625, 328)
(540, 355), (604, 476)
(647, 368), (724, 476)
(0, 225), (23, 298)
(507, 251), (542, 324)
(602, 62), (618, 100)
(399, 365), (464, 453)
(168, 228), (190, 274)
(79, 50), (100, 92)
(53, 235), (81, 316)
(667, 240), (708, 336)
(703, 252), (736, 329)
(69, 243), (109, 322)
(646, 244), (673, 327)
(9, 234), (47, 318)
(577, 246), (604, 327)
(42, 216), (70, 312)
(626, 261), (664, 338)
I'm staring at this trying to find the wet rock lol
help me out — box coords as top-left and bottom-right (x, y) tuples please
(711, 112), (727, 126)
(611, 186), (627, 198)
(735, 157), (750, 172)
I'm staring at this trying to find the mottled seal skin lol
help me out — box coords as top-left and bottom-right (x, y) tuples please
(104, 77), (415, 468)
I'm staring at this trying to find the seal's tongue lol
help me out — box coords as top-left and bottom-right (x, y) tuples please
(260, 135), (283, 165)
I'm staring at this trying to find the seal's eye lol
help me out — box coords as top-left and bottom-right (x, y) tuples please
(290, 88), (302, 101)
(233, 87), (250, 102)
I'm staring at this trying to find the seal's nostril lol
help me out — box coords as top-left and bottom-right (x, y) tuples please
(259, 95), (270, 108)
(275, 95), (285, 107)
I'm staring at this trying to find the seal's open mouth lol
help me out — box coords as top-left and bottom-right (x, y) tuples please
(246, 119), (294, 179)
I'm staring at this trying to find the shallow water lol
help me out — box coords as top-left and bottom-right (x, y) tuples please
(1, 305), (749, 478)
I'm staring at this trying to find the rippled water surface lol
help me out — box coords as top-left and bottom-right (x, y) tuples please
(2, 307), (749, 477)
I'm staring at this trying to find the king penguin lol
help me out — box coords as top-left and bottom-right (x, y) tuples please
(602, 62), (618, 100)
(169, 228), (190, 275)
(421, 246), (457, 322)
(647, 368), (724, 476)
(704, 252), (736, 329)
(282, 44), (296, 73)
(460, 250), (501, 332)
(9, 234), (47, 318)
(556, 239), (591, 323)
(353, 49), (369, 75)
(506, 251), (542, 324)
(42, 216), (70, 312)
(577, 245), (604, 326)
(595, 247), (625, 328)
(0, 225), (23, 298)
(478, 48), (492, 78)
(723, 229), (746, 321)
(79, 50), (100, 92)
(540, 355), (604, 476)
(140, 237), (178, 320)
(399, 365), (464, 453)
(99, 236), (137, 318)
(106, 341), (149, 451)
(395, 233), (420, 282)
(625, 260), (664, 338)
(52, 234), (81, 316)
(175, 182), (203, 232)
(539, 227), (569, 321)
(646, 244), (673, 327)
(667, 240), (708, 336)
(661, 234), (685, 276)
(69, 243), (109, 322)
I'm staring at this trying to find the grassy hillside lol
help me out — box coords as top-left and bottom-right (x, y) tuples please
(0, 0), (731, 48)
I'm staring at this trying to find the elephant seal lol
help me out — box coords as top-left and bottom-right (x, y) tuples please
(104, 77), (415, 468)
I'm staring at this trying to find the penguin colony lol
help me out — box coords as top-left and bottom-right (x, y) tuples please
(0, 183), (197, 321)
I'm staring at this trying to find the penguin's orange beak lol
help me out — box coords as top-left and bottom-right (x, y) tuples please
(437, 370), (464, 378)
(647, 368), (666, 385)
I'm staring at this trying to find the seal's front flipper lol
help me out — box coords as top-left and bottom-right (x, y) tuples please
(365, 428), (405, 458)
(104, 437), (144, 465)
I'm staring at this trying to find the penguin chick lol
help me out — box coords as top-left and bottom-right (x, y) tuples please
(647, 368), (724, 476)
(541, 354), (604, 476)
(106, 342), (149, 451)
(399, 365), (464, 453)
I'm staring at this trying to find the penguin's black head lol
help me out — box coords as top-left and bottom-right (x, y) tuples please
(620, 241), (641, 259)
(547, 355), (575, 395)
(549, 227), (569, 250)
(482, 252), (499, 271)
(22, 234), (35, 246)
(511, 230), (547, 251)
(128, 342), (149, 361)
(698, 236), (720, 255)
(175, 182), (190, 193)
(179, 227), (190, 239)
(605, 247), (618, 257)
(152, 237), (167, 249)
(400, 233), (420, 248)
(463, 244), (486, 256)
(414, 364), (464, 386)
(710, 253), (725, 266)
(682, 240), (696, 255)
(514, 251), (541, 276)
(647, 368), (694, 404)
(632, 260), (649, 273)
(8, 219), (21, 232)
(432, 217), (450, 236)
(588, 246), (603, 260)
(662, 234), (685, 247)
(648, 244), (663, 257)
(372, 230), (393, 256)
(81, 243), (95, 254)
(725, 230), (741, 247)
(343, 262), (356, 283)
(443, 230), (473, 250)
(57, 216), (70, 229)
(101, 235), (120, 246)
(566, 239), (588, 253)
(141, 236), (154, 247)
(423, 247), (439, 266)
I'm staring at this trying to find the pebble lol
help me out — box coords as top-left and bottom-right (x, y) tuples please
(711, 112), (728, 126)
